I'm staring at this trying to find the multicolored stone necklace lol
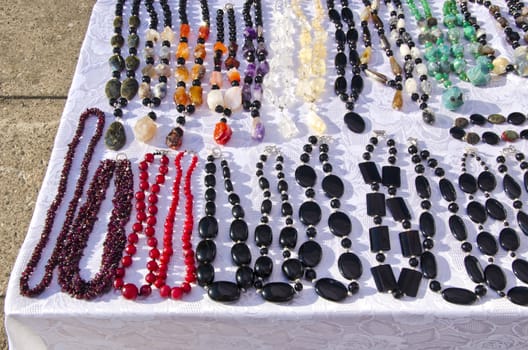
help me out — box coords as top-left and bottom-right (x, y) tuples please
(104, 0), (141, 151)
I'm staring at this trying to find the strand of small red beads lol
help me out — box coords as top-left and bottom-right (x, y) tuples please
(115, 151), (170, 300)
(155, 151), (198, 299)
(57, 158), (134, 300)
(19, 108), (105, 297)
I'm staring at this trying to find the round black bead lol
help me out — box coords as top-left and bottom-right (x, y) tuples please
(375, 253), (385, 262)
(461, 242), (472, 252)
(429, 280), (441, 292)
(348, 282), (359, 294)
(341, 237), (352, 249)
(409, 257), (419, 267)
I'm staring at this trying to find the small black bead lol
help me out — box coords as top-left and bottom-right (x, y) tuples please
(306, 227), (317, 238)
(305, 268), (316, 281)
(461, 242), (472, 252)
(429, 280), (441, 292)
(475, 284), (487, 297)
(423, 238), (434, 249)
(283, 250), (291, 258)
(409, 257), (419, 267)
(402, 220), (411, 229)
(341, 237), (352, 249)
(375, 253), (385, 262)
(305, 188), (315, 198)
(421, 200), (431, 210)
(373, 216), (383, 225)
(448, 203), (459, 213)
(294, 282), (303, 292)
(348, 281), (359, 294)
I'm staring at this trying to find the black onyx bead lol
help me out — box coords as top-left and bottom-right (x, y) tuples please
(305, 268), (316, 281)
(435, 168), (445, 177)
(306, 227), (317, 238)
(305, 188), (315, 198)
(421, 200), (431, 210)
(475, 284), (487, 297)
(294, 282), (303, 292)
(409, 257), (419, 267)
(461, 242), (472, 252)
(341, 237), (352, 248)
(429, 280), (441, 292)
(423, 238), (434, 249)
(402, 220), (411, 229)
(415, 164), (425, 173)
(348, 282), (359, 294)
(283, 250), (291, 258)
(330, 199), (341, 209)
(376, 253), (385, 262)
(448, 203), (459, 213)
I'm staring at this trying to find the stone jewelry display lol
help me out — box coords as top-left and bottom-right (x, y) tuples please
(291, 0), (328, 135)
(104, 0), (141, 150)
(262, 0), (299, 139)
(241, 0), (268, 141)
(196, 149), (253, 302)
(406, 0), (465, 111)
(359, 132), (423, 298)
(57, 158), (134, 300)
(449, 112), (528, 144)
(326, 0), (367, 134)
(503, 0), (528, 44)
(470, 0), (528, 76)
(20, 108), (106, 297)
(116, 152), (170, 300)
(253, 146), (299, 302)
(166, 0), (210, 149)
(207, 5), (239, 145)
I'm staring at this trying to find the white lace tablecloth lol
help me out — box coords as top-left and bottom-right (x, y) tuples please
(5, 0), (528, 349)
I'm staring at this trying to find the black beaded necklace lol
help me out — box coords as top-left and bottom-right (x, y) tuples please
(196, 150), (253, 302)
(312, 138), (362, 302)
(505, 0), (528, 43)
(459, 149), (528, 303)
(57, 158), (134, 300)
(327, 0), (367, 134)
(253, 146), (300, 302)
(359, 133), (423, 298)
(407, 140), (484, 305)
(104, 0), (141, 151)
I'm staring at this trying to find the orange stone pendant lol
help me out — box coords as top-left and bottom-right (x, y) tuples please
(214, 121), (232, 145)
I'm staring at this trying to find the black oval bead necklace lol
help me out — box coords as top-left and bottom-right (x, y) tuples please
(459, 149), (528, 305)
(104, 0), (141, 151)
(312, 137), (362, 302)
(327, 0), (367, 134)
(196, 149), (253, 302)
(294, 136), (324, 284)
(359, 132), (423, 298)
(407, 140), (483, 305)
(252, 146), (299, 302)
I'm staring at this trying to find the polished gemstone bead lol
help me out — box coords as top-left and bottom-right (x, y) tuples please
(449, 126), (466, 140)
(208, 281), (240, 302)
(191, 64), (206, 80)
(499, 228), (520, 251)
(261, 282), (295, 302)
(369, 226), (390, 252)
(295, 164), (317, 187)
(279, 226), (297, 249)
(501, 130), (519, 142)
(419, 212), (436, 238)
(328, 211), (351, 237)
(105, 121), (126, 151)
(298, 240), (322, 267)
(441, 287), (477, 305)
(165, 127), (183, 150)
(322, 175), (344, 198)
(335, 52), (347, 68)
(230, 219), (249, 242)
(231, 243), (251, 266)
(189, 85), (203, 106)
(133, 115), (157, 142)
(109, 55), (125, 72)
(441, 86), (464, 110)
(485, 198), (506, 220)
(454, 117), (469, 128)
(503, 176), (520, 199)
(121, 78), (139, 100)
(153, 82), (167, 100)
(478, 171), (496, 192)
(360, 47), (372, 65)
(508, 286), (528, 306)
(512, 259), (528, 283)
(420, 251), (437, 279)
(255, 224), (272, 246)
(282, 259), (304, 280)
(399, 230), (423, 257)
(196, 239), (216, 263)
(398, 268), (422, 297)
(491, 56), (510, 75)
(464, 255), (485, 283)
(259, 177), (270, 190)
(231, 204), (244, 219)
(173, 86), (190, 105)
(371, 264), (398, 292)
(458, 173), (477, 194)
(344, 112), (366, 133)
(476, 231), (498, 256)
(449, 215), (467, 241)
(359, 162), (381, 184)
(439, 179), (457, 202)
(386, 197), (411, 221)
(214, 121), (232, 145)
(254, 256), (273, 278)
(465, 132), (480, 145)
(299, 201), (322, 226)
(235, 266), (254, 290)
(485, 264), (506, 291)
(260, 199), (271, 214)
(481, 131), (500, 145)
(281, 203), (293, 216)
(315, 278), (348, 302)
(415, 176), (431, 199)
(392, 90), (403, 110)
(467, 201), (487, 224)
(365, 69), (389, 84)
(366, 193), (386, 217)
(338, 252), (362, 280)
(196, 263), (214, 286)
(508, 112), (526, 125)
(382, 166), (401, 188)
(128, 33), (139, 48)
(198, 216), (218, 238)
(224, 86), (242, 111)
(488, 113), (506, 124)
(351, 74), (364, 93)
(125, 55), (140, 71)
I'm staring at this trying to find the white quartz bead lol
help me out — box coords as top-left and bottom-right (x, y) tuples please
(207, 90), (224, 111)
(224, 86), (242, 111)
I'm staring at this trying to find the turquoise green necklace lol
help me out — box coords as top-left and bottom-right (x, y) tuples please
(406, 0), (464, 110)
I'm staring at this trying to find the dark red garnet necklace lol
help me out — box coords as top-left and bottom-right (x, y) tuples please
(19, 108), (106, 297)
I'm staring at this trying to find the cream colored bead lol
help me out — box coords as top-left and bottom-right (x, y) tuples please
(145, 29), (160, 43)
(491, 56), (510, 75)
(224, 86), (242, 111)
(207, 90), (224, 111)
(134, 115), (157, 142)
(400, 44), (410, 57)
(160, 26), (175, 43)
(307, 110), (327, 135)
(138, 82), (151, 99)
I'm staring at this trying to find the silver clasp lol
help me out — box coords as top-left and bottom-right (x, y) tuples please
(264, 145), (280, 155)
(502, 145), (517, 156)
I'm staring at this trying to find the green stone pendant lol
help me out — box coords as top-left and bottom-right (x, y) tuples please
(442, 86), (464, 111)
(105, 120), (126, 151)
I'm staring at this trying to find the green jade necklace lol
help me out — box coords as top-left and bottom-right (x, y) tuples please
(406, 0), (464, 110)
